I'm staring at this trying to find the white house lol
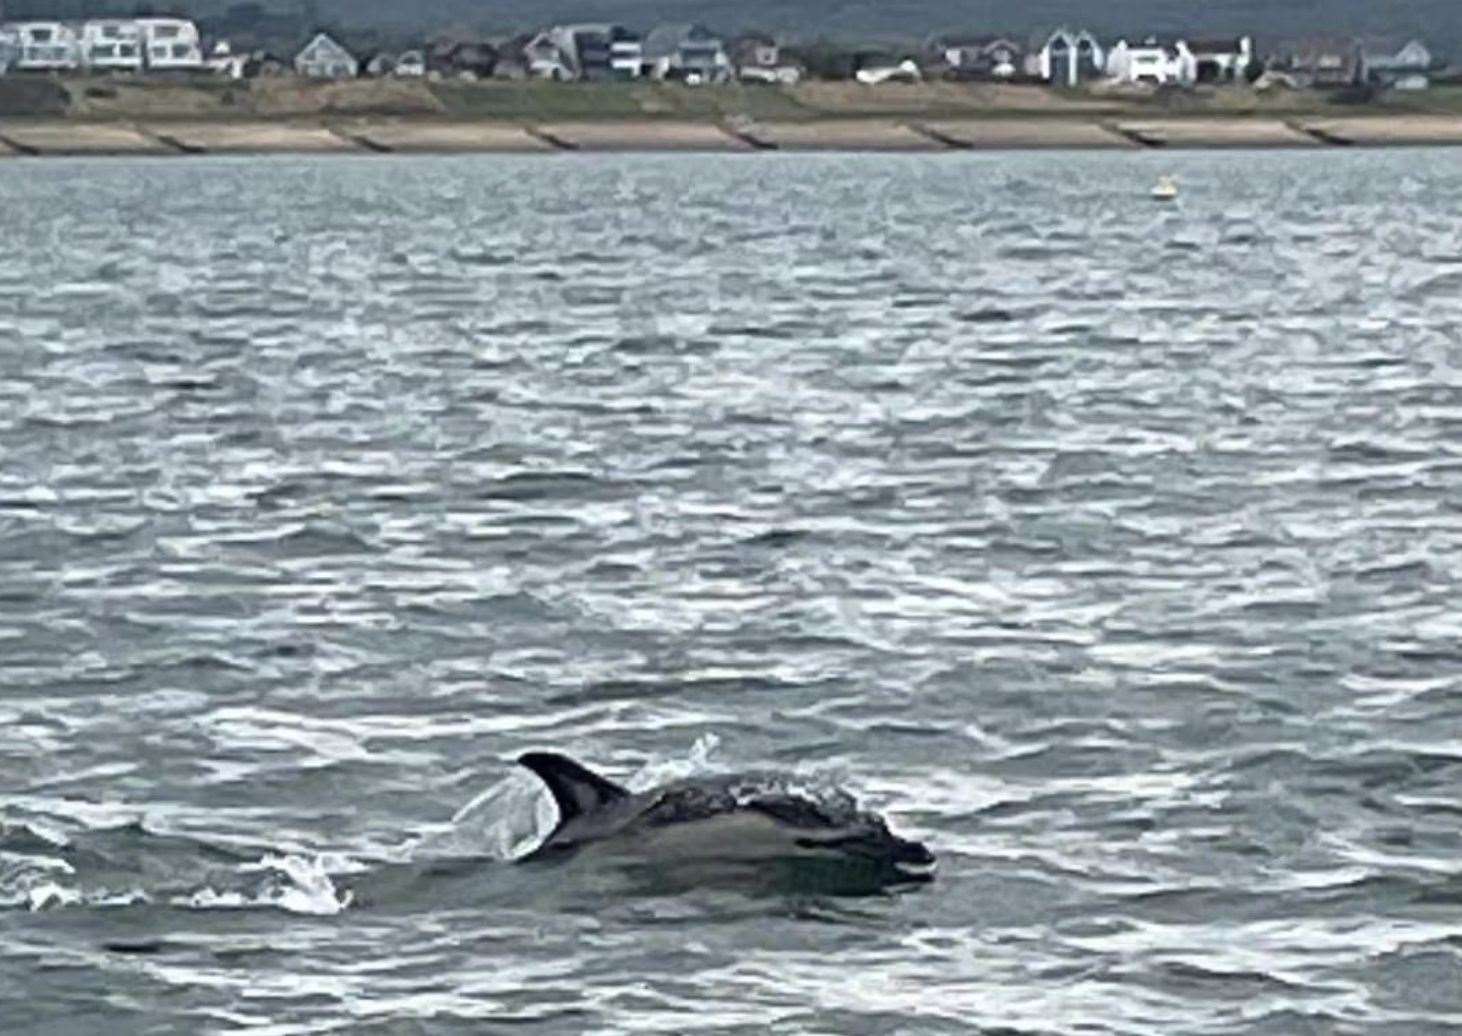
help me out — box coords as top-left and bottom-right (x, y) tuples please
(136, 17), (203, 71)
(6, 21), (82, 71)
(1106, 37), (1197, 87)
(641, 24), (731, 83)
(295, 32), (358, 79)
(1037, 28), (1105, 87)
(734, 34), (801, 84)
(1360, 37), (1433, 89)
(395, 49), (426, 77)
(1187, 36), (1254, 82)
(80, 19), (144, 72)
(608, 26), (643, 79)
(206, 40), (249, 79)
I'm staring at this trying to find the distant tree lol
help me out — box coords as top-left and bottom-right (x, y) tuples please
(1243, 59), (1264, 83)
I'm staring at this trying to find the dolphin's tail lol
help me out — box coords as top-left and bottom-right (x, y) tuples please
(518, 753), (630, 824)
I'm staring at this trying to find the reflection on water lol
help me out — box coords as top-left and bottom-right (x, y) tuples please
(2, 150), (1462, 1032)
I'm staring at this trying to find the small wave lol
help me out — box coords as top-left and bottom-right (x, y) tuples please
(173, 854), (353, 916)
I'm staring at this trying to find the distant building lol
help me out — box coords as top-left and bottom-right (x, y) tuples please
(294, 31), (357, 78)
(525, 24), (640, 81)
(6, 21), (82, 72)
(1278, 38), (1364, 88)
(1106, 36), (1197, 87)
(642, 23), (730, 83)
(136, 17), (204, 71)
(733, 33), (801, 84)
(1360, 37), (1432, 89)
(931, 34), (1025, 80)
(607, 26), (643, 79)
(81, 19), (144, 73)
(1037, 28), (1105, 87)
(206, 39), (249, 79)
(427, 38), (497, 80)
(524, 28), (575, 79)
(394, 49), (426, 77)
(1187, 36), (1255, 82)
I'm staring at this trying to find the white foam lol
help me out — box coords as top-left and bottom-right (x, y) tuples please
(174, 854), (353, 916)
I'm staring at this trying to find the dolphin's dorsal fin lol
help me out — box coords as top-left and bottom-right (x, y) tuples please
(518, 752), (629, 823)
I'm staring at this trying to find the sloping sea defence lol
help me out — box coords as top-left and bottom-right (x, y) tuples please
(3, 76), (1462, 154)
(2, 114), (1462, 155)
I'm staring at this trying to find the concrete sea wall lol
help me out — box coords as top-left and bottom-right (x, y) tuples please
(1, 117), (1462, 156)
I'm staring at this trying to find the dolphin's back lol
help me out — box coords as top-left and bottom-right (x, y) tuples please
(639, 774), (860, 831)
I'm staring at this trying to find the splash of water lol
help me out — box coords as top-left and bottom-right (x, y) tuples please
(174, 854), (353, 916)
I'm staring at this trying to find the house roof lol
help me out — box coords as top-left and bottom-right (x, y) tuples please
(642, 23), (719, 59)
(1187, 37), (1247, 54)
(932, 33), (1022, 49)
(1356, 35), (1429, 58)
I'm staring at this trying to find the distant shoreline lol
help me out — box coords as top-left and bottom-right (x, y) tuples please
(2, 114), (1462, 155)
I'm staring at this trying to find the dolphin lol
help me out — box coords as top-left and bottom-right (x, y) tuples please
(515, 752), (935, 891)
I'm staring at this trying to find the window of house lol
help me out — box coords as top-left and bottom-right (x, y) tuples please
(156, 25), (180, 39)
(32, 28), (52, 42)
(120, 44), (137, 57)
(102, 24), (119, 38)
(93, 43), (116, 57)
(173, 43), (191, 58)
(152, 45), (168, 58)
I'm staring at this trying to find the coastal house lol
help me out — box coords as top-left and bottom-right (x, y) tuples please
(1187, 36), (1254, 82)
(1278, 38), (1364, 88)
(136, 17), (204, 71)
(1360, 37), (1432, 89)
(932, 34), (1025, 80)
(81, 19), (144, 73)
(7, 21), (82, 72)
(1105, 36), (1197, 87)
(428, 38), (498, 80)
(294, 32), (358, 78)
(205, 40), (249, 79)
(608, 26), (644, 79)
(1036, 28), (1105, 87)
(642, 24), (730, 83)
(394, 50), (426, 77)
(733, 33), (802, 84)
(524, 28), (575, 79)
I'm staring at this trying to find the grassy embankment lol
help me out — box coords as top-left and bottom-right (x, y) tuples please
(5, 74), (1462, 124)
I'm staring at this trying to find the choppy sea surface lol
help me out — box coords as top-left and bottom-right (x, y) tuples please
(2, 149), (1462, 1034)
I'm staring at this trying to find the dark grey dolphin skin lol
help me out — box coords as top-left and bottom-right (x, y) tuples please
(515, 752), (936, 885)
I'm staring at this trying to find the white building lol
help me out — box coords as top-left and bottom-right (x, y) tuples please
(136, 17), (204, 71)
(395, 49), (426, 77)
(1105, 37), (1197, 87)
(81, 19), (144, 72)
(609, 27), (643, 79)
(6, 21), (81, 71)
(206, 40), (249, 79)
(295, 32), (358, 79)
(1036, 28), (1105, 87)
